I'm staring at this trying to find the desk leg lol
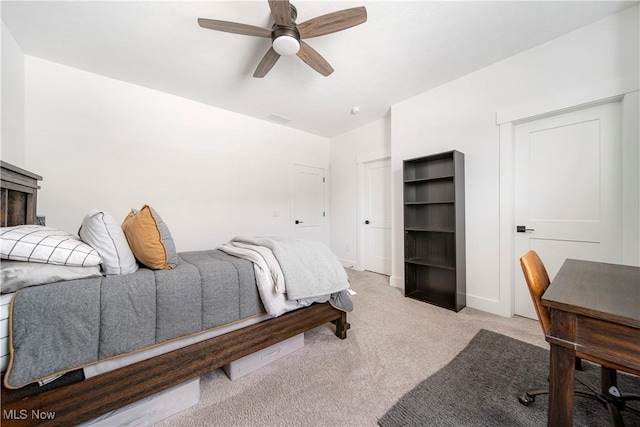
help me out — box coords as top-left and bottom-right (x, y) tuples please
(548, 343), (575, 427)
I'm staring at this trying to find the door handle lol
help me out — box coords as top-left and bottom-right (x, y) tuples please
(295, 220), (304, 224)
(365, 220), (370, 224)
(516, 225), (535, 233)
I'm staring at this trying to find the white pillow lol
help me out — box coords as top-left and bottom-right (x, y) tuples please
(0, 225), (102, 267)
(1, 260), (102, 293)
(78, 209), (138, 275)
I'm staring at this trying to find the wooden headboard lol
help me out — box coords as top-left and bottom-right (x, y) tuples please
(0, 161), (42, 227)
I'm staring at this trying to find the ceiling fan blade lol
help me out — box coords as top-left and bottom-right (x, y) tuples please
(297, 6), (367, 39)
(253, 47), (281, 78)
(268, 0), (291, 26)
(296, 41), (334, 76)
(198, 18), (271, 38)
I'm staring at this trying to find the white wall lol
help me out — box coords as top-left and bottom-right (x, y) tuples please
(24, 57), (330, 251)
(390, 6), (639, 314)
(8, 5), (639, 318)
(329, 116), (390, 267)
(1, 22), (25, 166)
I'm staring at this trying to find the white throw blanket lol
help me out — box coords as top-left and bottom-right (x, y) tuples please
(230, 236), (350, 300)
(218, 241), (328, 317)
(229, 241), (286, 294)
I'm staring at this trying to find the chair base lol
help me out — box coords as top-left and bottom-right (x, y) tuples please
(518, 386), (640, 426)
(518, 388), (597, 407)
(518, 388), (546, 406)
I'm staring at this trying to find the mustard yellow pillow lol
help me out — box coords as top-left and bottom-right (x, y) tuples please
(121, 205), (177, 270)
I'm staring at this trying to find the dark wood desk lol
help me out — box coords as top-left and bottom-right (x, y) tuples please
(541, 259), (640, 426)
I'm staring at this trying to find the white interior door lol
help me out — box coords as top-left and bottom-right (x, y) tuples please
(364, 159), (391, 275)
(291, 164), (326, 243)
(514, 101), (622, 319)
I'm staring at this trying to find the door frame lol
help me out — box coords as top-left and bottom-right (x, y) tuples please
(356, 156), (391, 271)
(496, 82), (639, 318)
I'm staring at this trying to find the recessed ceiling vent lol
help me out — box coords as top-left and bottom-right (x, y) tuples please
(267, 114), (292, 124)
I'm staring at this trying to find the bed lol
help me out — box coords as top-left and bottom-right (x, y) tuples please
(0, 160), (350, 426)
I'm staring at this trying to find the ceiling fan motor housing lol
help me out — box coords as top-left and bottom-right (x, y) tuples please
(272, 26), (300, 56)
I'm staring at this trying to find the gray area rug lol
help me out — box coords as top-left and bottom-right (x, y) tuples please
(379, 329), (640, 427)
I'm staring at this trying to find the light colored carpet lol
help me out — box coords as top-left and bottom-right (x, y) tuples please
(156, 269), (544, 427)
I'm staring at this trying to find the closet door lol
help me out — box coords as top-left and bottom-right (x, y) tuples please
(364, 159), (391, 275)
(291, 164), (327, 243)
(513, 101), (622, 320)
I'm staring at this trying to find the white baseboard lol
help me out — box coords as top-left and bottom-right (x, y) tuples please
(465, 294), (511, 318)
(390, 275), (403, 289)
(385, 277), (511, 318)
(339, 258), (357, 269)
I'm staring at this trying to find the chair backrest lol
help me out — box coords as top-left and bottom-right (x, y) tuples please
(519, 250), (551, 335)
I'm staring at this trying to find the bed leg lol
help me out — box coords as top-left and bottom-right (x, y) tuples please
(331, 311), (350, 339)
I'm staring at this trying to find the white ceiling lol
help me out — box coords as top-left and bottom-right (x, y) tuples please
(2, 1), (636, 138)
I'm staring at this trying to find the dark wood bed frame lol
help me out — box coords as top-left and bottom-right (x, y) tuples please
(0, 161), (350, 426)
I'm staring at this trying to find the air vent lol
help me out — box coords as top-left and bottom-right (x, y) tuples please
(266, 114), (292, 124)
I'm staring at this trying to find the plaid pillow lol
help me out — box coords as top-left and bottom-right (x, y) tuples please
(1, 225), (102, 267)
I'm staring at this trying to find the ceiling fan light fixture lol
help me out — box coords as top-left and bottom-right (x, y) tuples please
(272, 35), (300, 56)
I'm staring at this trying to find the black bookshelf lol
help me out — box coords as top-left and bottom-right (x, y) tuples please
(403, 150), (466, 312)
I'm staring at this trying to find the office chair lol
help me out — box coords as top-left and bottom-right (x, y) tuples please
(517, 250), (640, 426)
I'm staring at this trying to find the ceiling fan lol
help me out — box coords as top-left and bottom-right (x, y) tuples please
(198, 0), (367, 78)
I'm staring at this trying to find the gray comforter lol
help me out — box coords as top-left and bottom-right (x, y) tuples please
(6, 250), (263, 389)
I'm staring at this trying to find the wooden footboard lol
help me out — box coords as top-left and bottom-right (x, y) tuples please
(1, 302), (349, 426)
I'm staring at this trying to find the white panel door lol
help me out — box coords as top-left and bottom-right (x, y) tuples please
(364, 159), (391, 275)
(291, 164), (326, 243)
(514, 101), (622, 319)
